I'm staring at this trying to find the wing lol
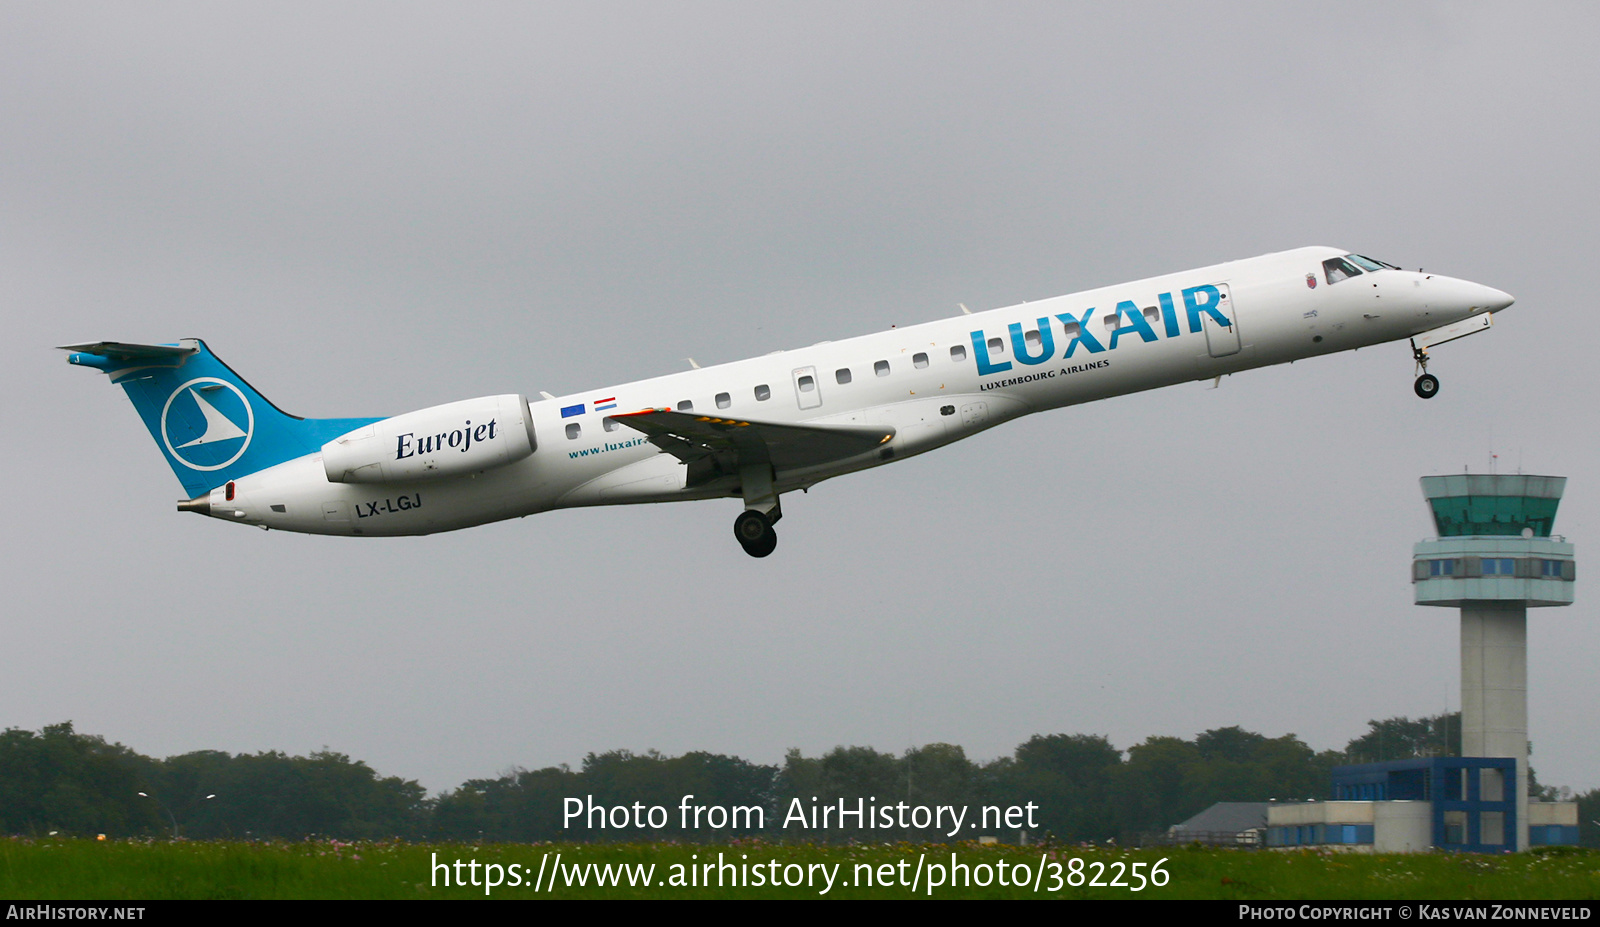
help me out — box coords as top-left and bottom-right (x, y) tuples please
(611, 409), (894, 473)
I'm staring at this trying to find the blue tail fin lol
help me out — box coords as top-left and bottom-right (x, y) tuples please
(62, 339), (380, 498)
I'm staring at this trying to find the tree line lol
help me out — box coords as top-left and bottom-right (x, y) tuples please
(3, 717), (1592, 846)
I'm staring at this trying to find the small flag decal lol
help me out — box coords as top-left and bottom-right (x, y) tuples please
(593, 397), (617, 412)
(560, 403), (585, 418)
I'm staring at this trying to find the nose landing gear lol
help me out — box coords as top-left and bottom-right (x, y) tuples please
(1411, 340), (1440, 400)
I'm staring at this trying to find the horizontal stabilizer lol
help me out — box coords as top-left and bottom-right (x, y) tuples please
(612, 409), (893, 472)
(58, 341), (196, 360)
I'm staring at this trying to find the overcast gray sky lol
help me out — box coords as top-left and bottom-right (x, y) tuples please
(5, 2), (1598, 796)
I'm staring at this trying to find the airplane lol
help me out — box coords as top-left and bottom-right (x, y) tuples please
(63, 246), (1513, 557)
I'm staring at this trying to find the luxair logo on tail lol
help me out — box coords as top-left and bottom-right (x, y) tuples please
(160, 378), (255, 471)
(968, 284), (1233, 376)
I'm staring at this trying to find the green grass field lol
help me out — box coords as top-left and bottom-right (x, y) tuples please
(2, 838), (1596, 900)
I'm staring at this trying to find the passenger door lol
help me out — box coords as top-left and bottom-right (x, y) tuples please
(1203, 283), (1241, 357)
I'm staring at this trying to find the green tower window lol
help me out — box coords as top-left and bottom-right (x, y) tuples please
(1427, 496), (1559, 537)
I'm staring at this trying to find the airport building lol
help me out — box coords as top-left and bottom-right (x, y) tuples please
(1264, 475), (1580, 852)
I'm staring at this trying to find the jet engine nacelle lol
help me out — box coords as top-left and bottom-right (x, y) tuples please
(322, 394), (536, 483)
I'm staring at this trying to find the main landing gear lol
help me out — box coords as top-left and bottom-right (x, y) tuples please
(1411, 340), (1440, 400)
(734, 509), (777, 558)
(735, 459), (781, 557)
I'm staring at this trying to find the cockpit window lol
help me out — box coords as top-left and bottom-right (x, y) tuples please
(1346, 254), (1394, 273)
(1323, 257), (1362, 284)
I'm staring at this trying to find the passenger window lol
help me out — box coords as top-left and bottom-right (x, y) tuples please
(565, 423), (581, 440)
(677, 400), (693, 412)
(987, 336), (1005, 355)
(1024, 331), (1042, 350)
(1143, 306), (1160, 325)
(755, 384), (771, 401)
(603, 417), (619, 432)
(716, 392), (731, 409)
(874, 360), (890, 377)
(836, 368), (852, 385)
(798, 375), (815, 392)
(1323, 257), (1363, 284)
(950, 344), (967, 362)
(913, 352), (929, 368)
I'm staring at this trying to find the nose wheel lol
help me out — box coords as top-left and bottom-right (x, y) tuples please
(1411, 339), (1440, 400)
(734, 510), (777, 558)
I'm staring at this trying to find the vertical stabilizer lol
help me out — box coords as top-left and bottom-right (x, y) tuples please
(61, 339), (380, 498)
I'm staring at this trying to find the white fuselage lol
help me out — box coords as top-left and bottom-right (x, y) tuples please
(207, 246), (1511, 536)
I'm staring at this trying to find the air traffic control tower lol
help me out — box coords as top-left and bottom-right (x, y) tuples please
(1413, 474), (1575, 851)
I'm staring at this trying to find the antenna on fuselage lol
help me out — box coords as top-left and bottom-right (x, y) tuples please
(687, 358), (701, 369)
(959, 303), (972, 315)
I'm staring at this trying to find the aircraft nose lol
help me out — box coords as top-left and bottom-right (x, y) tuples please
(1428, 276), (1514, 316)
(1479, 284), (1515, 313)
